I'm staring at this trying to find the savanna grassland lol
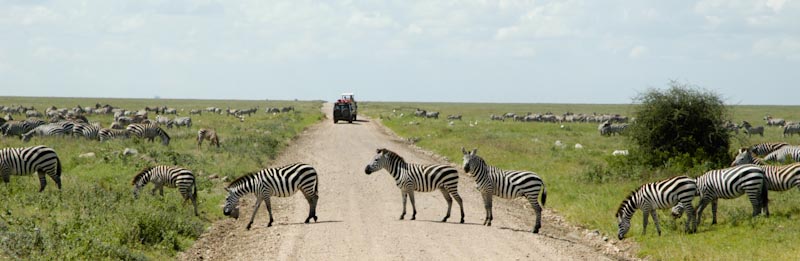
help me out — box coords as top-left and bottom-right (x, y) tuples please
(362, 101), (800, 260)
(0, 97), (323, 260)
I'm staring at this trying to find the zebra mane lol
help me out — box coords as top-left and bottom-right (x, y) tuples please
(131, 166), (156, 185)
(378, 148), (406, 163)
(227, 171), (259, 189)
(616, 189), (640, 217)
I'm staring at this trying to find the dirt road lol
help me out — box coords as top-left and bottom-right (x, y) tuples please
(180, 103), (625, 260)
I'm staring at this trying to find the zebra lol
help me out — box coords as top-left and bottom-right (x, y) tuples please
(732, 149), (800, 192)
(763, 146), (800, 163)
(174, 117), (192, 128)
(616, 176), (697, 240)
(73, 123), (101, 140)
(189, 109), (202, 115)
(750, 142), (789, 157)
(223, 163), (319, 230)
(197, 128), (220, 148)
(678, 164), (769, 227)
(0, 145), (62, 192)
(1, 121), (28, 137)
(155, 115), (173, 128)
(425, 111), (440, 119)
(489, 114), (504, 121)
(98, 128), (130, 141)
(740, 121), (764, 137)
(414, 109), (426, 117)
(461, 148), (547, 233)
(127, 123), (170, 145)
(132, 166), (198, 216)
(21, 124), (66, 142)
(447, 114), (462, 120)
(764, 115), (785, 127)
(599, 121), (628, 136)
(364, 148), (465, 223)
(163, 108), (177, 115)
(784, 123), (800, 137)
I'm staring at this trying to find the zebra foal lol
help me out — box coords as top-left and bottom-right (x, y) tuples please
(197, 128), (220, 148)
(223, 163), (319, 230)
(132, 166), (198, 216)
(616, 176), (697, 240)
(364, 148), (465, 223)
(0, 145), (62, 192)
(461, 148), (547, 233)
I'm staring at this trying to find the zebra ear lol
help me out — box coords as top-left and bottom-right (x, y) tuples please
(461, 147), (467, 155)
(224, 187), (230, 193)
(471, 148), (478, 155)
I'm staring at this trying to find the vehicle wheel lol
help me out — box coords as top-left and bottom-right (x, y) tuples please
(334, 119), (338, 123)
(348, 119), (353, 124)
(354, 115), (357, 121)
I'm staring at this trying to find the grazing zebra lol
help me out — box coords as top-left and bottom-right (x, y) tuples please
(688, 164), (769, 227)
(763, 146), (800, 163)
(127, 123), (170, 145)
(784, 123), (800, 137)
(732, 149), (800, 192)
(73, 123), (101, 140)
(750, 142), (789, 157)
(21, 124), (66, 142)
(616, 176), (697, 240)
(189, 109), (202, 115)
(163, 108), (177, 115)
(98, 128), (130, 141)
(764, 115), (785, 126)
(364, 148), (465, 223)
(174, 117), (192, 128)
(599, 121), (628, 136)
(489, 114), (504, 121)
(197, 128), (220, 148)
(414, 109), (426, 117)
(447, 114), (462, 120)
(425, 111), (440, 119)
(0, 145), (62, 192)
(461, 148), (547, 233)
(1, 121), (28, 137)
(223, 163), (319, 230)
(740, 121), (764, 137)
(155, 115), (173, 128)
(132, 166), (198, 216)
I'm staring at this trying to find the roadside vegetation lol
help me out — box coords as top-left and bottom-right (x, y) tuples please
(0, 97), (323, 260)
(362, 97), (800, 260)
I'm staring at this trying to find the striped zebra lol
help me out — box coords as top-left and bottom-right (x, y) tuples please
(599, 121), (628, 136)
(155, 115), (173, 128)
(197, 128), (220, 148)
(732, 149), (800, 192)
(21, 124), (66, 142)
(740, 121), (764, 137)
(616, 176), (697, 240)
(98, 128), (130, 141)
(784, 123), (800, 137)
(127, 123), (170, 145)
(1, 121), (30, 137)
(461, 148), (547, 233)
(189, 109), (202, 115)
(132, 166), (198, 216)
(364, 148), (465, 223)
(690, 164), (769, 227)
(73, 123), (101, 140)
(0, 145), (62, 192)
(223, 163), (319, 230)
(174, 117), (192, 128)
(763, 146), (800, 163)
(750, 142), (789, 157)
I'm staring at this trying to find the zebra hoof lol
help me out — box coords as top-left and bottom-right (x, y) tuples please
(246, 224), (252, 230)
(313, 216), (318, 222)
(441, 217), (448, 222)
(460, 218), (464, 224)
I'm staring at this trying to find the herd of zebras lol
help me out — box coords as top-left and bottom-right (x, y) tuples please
(617, 142), (800, 240)
(722, 115), (800, 137)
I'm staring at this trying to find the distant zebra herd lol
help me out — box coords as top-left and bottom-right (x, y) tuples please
(618, 141), (800, 240)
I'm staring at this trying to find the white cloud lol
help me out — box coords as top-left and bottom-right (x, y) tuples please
(753, 37), (800, 60)
(766, 0), (787, 12)
(629, 45), (648, 59)
(108, 15), (146, 33)
(347, 11), (396, 29)
(494, 0), (581, 40)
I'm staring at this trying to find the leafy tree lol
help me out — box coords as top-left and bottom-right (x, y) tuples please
(629, 81), (731, 169)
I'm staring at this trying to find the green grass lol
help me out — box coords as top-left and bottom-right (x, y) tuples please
(1, 96), (323, 260)
(362, 101), (800, 260)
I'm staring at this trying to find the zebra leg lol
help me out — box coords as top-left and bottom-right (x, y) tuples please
(528, 195), (543, 233)
(247, 198), (263, 230)
(482, 193), (493, 226)
(711, 199), (718, 225)
(439, 188), (453, 222)
(642, 208), (649, 235)
(685, 203), (696, 233)
(650, 209), (661, 236)
(451, 191), (465, 224)
(303, 192), (319, 223)
(400, 191), (407, 220)
(265, 196), (274, 227)
(408, 191), (417, 220)
(36, 170), (47, 192)
(695, 197), (711, 228)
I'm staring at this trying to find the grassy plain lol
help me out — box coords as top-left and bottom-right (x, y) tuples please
(0, 96), (323, 260)
(362, 101), (800, 260)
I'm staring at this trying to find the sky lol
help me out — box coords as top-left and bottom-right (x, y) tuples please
(0, 0), (798, 105)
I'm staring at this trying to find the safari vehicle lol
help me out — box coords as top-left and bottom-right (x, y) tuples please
(333, 102), (354, 123)
(339, 92), (357, 121)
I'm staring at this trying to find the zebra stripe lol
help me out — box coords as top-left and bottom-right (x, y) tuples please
(127, 123), (170, 145)
(694, 164), (768, 226)
(0, 145), (62, 192)
(461, 148), (547, 233)
(763, 146), (800, 163)
(732, 149), (800, 192)
(616, 176), (697, 240)
(132, 166), (198, 216)
(73, 123), (101, 140)
(364, 148), (464, 223)
(174, 117), (192, 128)
(21, 124), (66, 142)
(197, 128), (220, 148)
(99, 128), (130, 141)
(741, 121), (764, 137)
(784, 124), (800, 137)
(750, 142), (789, 157)
(223, 163), (319, 230)
(1, 120), (42, 137)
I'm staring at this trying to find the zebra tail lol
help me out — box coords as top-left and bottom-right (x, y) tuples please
(193, 181), (198, 200)
(540, 184), (547, 207)
(760, 179), (768, 214)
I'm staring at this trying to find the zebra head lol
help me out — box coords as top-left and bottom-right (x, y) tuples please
(732, 148), (756, 166)
(365, 148), (390, 175)
(616, 191), (637, 240)
(223, 188), (240, 219)
(461, 147), (479, 176)
(160, 130), (171, 146)
(671, 203), (687, 219)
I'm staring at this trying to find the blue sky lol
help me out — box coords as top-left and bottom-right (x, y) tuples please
(1, 0), (798, 104)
